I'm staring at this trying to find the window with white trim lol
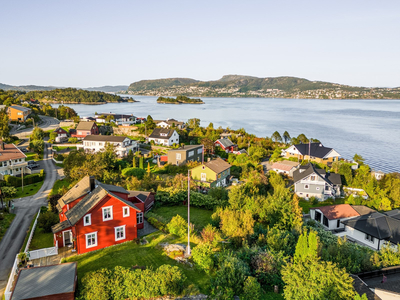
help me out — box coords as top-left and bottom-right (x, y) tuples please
(137, 212), (143, 224)
(188, 151), (194, 157)
(86, 232), (97, 248)
(115, 226), (126, 241)
(176, 153), (181, 160)
(102, 206), (113, 221)
(84, 214), (91, 226)
(123, 206), (130, 217)
(201, 173), (207, 181)
(365, 234), (374, 243)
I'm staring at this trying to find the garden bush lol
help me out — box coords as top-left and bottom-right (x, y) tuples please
(192, 242), (214, 273)
(80, 265), (187, 300)
(167, 215), (194, 237)
(4, 172), (45, 187)
(37, 211), (59, 233)
(121, 167), (145, 179)
(242, 276), (262, 300)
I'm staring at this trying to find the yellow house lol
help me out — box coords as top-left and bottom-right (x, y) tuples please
(282, 143), (340, 165)
(7, 105), (32, 122)
(191, 158), (231, 188)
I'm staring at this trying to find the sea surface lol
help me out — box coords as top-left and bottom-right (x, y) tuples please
(52, 96), (400, 173)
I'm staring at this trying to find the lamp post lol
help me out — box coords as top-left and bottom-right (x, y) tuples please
(186, 169), (191, 257)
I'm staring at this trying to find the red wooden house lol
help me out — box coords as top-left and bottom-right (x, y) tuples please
(52, 176), (153, 254)
(70, 121), (99, 139)
(214, 138), (238, 153)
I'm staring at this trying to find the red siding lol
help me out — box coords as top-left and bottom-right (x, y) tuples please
(75, 194), (138, 254)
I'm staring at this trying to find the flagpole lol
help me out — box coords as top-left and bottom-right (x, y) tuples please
(186, 169), (191, 257)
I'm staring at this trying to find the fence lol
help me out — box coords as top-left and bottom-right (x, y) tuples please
(4, 208), (58, 300)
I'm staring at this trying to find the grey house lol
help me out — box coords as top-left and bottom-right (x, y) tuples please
(293, 163), (342, 201)
(167, 145), (203, 166)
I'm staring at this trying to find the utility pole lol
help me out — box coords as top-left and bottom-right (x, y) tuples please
(21, 165), (24, 192)
(186, 169), (191, 257)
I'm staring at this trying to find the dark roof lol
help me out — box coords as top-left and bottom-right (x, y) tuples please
(97, 113), (135, 119)
(384, 209), (400, 220)
(351, 275), (382, 300)
(9, 105), (31, 112)
(168, 145), (202, 152)
(352, 205), (377, 216)
(128, 191), (151, 202)
(98, 182), (130, 194)
(149, 128), (176, 139)
(293, 143), (337, 158)
(236, 149), (248, 155)
(362, 271), (400, 296)
(64, 185), (140, 226)
(76, 121), (96, 131)
(83, 135), (128, 142)
(293, 163), (341, 186)
(310, 204), (360, 220)
(205, 158), (231, 174)
(11, 263), (77, 300)
(216, 138), (235, 148)
(52, 220), (71, 234)
(57, 175), (92, 208)
(342, 212), (400, 244)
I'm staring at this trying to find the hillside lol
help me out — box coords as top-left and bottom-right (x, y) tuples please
(0, 83), (57, 91)
(126, 75), (400, 99)
(85, 85), (129, 93)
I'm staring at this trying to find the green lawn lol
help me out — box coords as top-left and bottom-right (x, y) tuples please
(152, 206), (213, 231)
(56, 163), (64, 168)
(25, 152), (38, 161)
(29, 227), (54, 250)
(50, 178), (71, 196)
(0, 212), (16, 243)
(299, 198), (345, 213)
(65, 231), (209, 293)
(14, 182), (44, 198)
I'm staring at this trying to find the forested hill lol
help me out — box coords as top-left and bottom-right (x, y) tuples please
(84, 85), (129, 93)
(127, 75), (400, 99)
(24, 88), (126, 103)
(0, 83), (57, 91)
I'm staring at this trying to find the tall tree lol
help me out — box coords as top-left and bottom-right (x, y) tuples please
(0, 109), (10, 140)
(283, 131), (291, 144)
(187, 118), (200, 129)
(271, 131), (282, 143)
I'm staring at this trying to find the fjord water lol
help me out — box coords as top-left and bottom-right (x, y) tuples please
(53, 96), (400, 173)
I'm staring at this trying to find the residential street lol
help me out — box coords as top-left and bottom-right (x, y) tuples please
(0, 142), (58, 296)
(11, 115), (60, 143)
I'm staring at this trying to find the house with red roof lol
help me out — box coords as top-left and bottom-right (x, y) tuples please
(51, 176), (153, 254)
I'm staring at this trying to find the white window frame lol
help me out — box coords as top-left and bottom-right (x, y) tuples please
(102, 206), (113, 221)
(188, 151), (194, 157)
(137, 212), (143, 224)
(83, 214), (91, 226)
(115, 225), (126, 241)
(123, 206), (130, 217)
(201, 173), (207, 182)
(176, 153), (181, 160)
(85, 232), (98, 248)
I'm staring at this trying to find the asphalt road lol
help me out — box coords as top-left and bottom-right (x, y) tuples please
(11, 115), (60, 140)
(0, 143), (58, 296)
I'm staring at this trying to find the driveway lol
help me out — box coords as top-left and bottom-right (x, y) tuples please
(0, 142), (58, 296)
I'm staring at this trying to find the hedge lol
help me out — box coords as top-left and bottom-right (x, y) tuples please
(3, 170), (45, 187)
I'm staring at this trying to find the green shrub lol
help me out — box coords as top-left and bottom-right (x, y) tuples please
(146, 213), (169, 233)
(81, 268), (112, 300)
(68, 137), (78, 143)
(121, 167), (145, 179)
(192, 242), (214, 273)
(4, 172), (45, 187)
(29, 139), (44, 153)
(242, 276), (262, 300)
(167, 215), (193, 237)
(37, 211), (59, 233)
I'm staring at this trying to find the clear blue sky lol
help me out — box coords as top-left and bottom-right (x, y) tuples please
(1, 0), (399, 88)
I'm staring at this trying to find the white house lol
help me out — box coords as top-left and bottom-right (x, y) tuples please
(148, 128), (179, 146)
(293, 163), (342, 201)
(309, 204), (375, 231)
(340, 211), (400, 251)
(0, 141), (31, 180)
(282, 143), (341, 164)
(270, 160), (300, 177)
(78, 135), (138, 157)
(95, 113), (136, 125)
(154, 119), (185, 130)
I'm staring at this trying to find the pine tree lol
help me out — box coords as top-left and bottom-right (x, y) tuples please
(139, 157), (144, 169)
(147, 162), (151, 174)
(132, 156), (137, 168)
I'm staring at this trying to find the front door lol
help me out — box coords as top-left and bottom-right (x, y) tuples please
(63, 230), (72, 246)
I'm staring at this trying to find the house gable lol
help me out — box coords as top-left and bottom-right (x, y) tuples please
(323, 149), (341, 159)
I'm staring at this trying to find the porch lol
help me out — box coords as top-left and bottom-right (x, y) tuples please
(29, 246), (76, 267)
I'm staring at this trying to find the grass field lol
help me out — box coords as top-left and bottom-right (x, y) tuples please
(50, 178), (71, 196)
(25, 152), (39, 161)
(0, 212), (16, 243)
(29, 227), (54, 250)
(14, 182), (44, 199)
(66, 231), (209, 293)
(299, 198), (345, 213)
(151, 206), (213, 230)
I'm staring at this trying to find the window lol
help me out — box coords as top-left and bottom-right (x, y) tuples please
(188, 151), (194, 157)
(315, 211), (322, 222)
(123, 206), (130, 217)
(197, 148), (203, 154)
(137, 212), (143, 224)
(311, 176), (316, 181)
(304, 184), (309, 189)
(325, 185), (330, 191)
(115, 226), (126, 241)
(365, 234), (374, 243)
(323, 216), (329, 227)
(17, 112), (22, 115)
(85, 232), (97, 248)
(337, 220), (340, 228)
(102, 206), (113, 221)
(201, 173), (207, 181)
(176, 153), (181, 160)
(84, 214), (91, 226)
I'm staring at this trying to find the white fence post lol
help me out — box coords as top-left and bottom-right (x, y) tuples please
(24, 208), (41, 254)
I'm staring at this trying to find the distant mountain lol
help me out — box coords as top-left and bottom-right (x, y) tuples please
(126, 75), (400, 99)
(84, 85), (128, 93)
(0, 83), (57, 91)
(128, 78), (199, 92)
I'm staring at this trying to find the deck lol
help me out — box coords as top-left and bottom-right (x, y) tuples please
(29, 246), (76, 267)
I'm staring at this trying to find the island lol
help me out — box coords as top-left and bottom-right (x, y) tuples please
(156, 95), (204, 104)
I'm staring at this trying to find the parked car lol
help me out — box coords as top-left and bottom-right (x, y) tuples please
(27, 161), (39, 169)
